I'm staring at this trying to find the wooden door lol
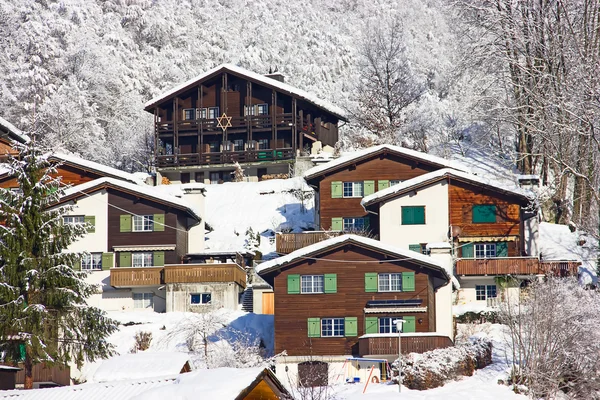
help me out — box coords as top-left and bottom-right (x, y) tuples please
(262, 292), (274, 315)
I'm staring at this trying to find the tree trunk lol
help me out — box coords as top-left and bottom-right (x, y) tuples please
(24, 349), (33, 390)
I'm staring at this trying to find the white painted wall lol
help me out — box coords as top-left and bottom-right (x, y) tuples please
(456, 277), (498, 305)
(275, 355), (350, 388)
(165, 282), (242, 312)
(61, 190), (109, 257)
(378, 180), (449, 250)
(182, 187), (205, 252)
(428, 245), (454, 339)
(252, 288), (273, 314)
(524, 213), (540, 256)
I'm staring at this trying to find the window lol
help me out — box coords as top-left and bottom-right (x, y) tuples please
(63, 216), (85, 225)
(321, 318), (345, 337)
(208, 107), (219, 119)
(198, 108), (207, 119)
(475, 243), (496, 258)
(379, 317), (400, 334)
(133, 293), (153, 309)
(233, 139), (244, 151)
(210, 172), (221, 184)
(476, 285), (497, 301)
(180, 172), (190, 184)
(301, 275), (324, 294)
(390, 180), (402, 186)
(190, 293), (211, 304)
(378, 273), (402, 292)
(343, 182), (364, 198)
(343, 217), (367, 231)
(258, 139), (269, 150)
(182, 108), (195, 120)
(402, 206), (425, 225)
(133, 215), (154, 232)
(82, 253), (102, 270)
(472, 205), (497, 223)
(132, 252), (153, 268)
(257, 104), (268, 115)
(244, 105), (255, 116)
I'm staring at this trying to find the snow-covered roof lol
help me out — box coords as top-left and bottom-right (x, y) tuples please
(361, 168), (533, 209)
(0, 116), (29, 144)
(303, 145), (469, 181)
(60, 177), (202, 222)
(256, 234), (450, 280)
(49, 153), (145, 185)
(144, 63), (347, 120)
(93, 352), (190, 383)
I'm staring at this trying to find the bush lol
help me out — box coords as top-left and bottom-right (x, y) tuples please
(400, 338), (492, 390)
(455, 311), (499, 324)
(130, 331), (152, 353)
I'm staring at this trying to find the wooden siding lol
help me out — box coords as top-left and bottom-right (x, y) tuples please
(271, 245), (441, 357)
(110, 267), (163, 287)
(13, 363), (70, 386)
(358, 335), (453, 357)
(317, 155), (441, 230)
(449, 180), (522, 242)
(164, 263), (246, 288)
(275, 231), (342, 254)
(107, 190), (180, 264)
(0, 164), (101, 189)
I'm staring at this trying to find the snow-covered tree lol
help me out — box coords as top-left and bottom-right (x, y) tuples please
(0, 141), (117, 389)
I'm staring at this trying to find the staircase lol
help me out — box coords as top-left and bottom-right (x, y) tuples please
(241, 287), (254, 312)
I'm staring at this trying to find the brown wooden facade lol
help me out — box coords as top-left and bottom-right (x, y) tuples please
(259, 240), (450, 357)
(305, 150), (450, 231)
(145, 65), (346, 170)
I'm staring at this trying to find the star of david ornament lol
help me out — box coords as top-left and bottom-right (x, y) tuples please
(216, 113), (233, 131)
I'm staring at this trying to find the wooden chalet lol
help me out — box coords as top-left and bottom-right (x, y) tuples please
(144, 64), (348, 184)
(257, 234), (453, 384)
(0, 116), (29, 160)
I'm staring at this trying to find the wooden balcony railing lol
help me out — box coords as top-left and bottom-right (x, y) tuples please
(156, 113), (296, 135)
(276, 231), (343, 254)
(456, 257), (580, 276)
(358, 334), (453, 357)
(110, 267), (164, 288)
(10, 363), (71, 386)
(164, 263), (246, 288)
(156, 148), (294, 168)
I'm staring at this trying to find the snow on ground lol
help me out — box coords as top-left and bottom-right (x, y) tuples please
(203, 177), (314, 257)
(539, 221), (598, 283)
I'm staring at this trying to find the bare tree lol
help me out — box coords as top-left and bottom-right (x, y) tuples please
(163, 312), (227, 358)
(499, 277), (600, 398)
(351, 16), (425, 149)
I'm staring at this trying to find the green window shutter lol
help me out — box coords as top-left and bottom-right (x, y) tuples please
(472, 205), (497, 223)
(402, 206), (425, 225)
(363, 180), (375, 196)
(378, 180), (389, 190)
(462, 243), (474, 258)
(408, 244), (421, 253)
(331, 181), (342, 198)
(120, 215), (132, 232)
(331, 217), (343, 231)
(153, 214), (165, 232)
(345, 317), (358, 337)
(84, 215), (96, 233)
(324, 274), (337, 293)
(365, 317), (378, 334)
(308, 318), (321, 337)
(403, 316), (416, 333)
(365, 272), (378, 292)
(402, 272), (415, 292)
(119, 252), (132, 267)
(287, 274), (300, 294)
(153, 251), (165, 266)
(74, 257), (81, 271)
(496, 242), (508, 257)
(101, 253), (113, 270)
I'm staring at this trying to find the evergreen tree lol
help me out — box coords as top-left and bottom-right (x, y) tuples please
(0, 141), (117, 389)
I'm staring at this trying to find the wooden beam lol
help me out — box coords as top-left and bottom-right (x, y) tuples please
(174, 98), (179, 159)
(272, 89), (277, 148)
(197, 86), (201, 155)
(292, 98), (297, 155)
(247, 81), (252, 147)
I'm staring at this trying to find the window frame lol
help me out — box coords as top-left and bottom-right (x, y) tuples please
(190, 293), (212, 305)
(256, 103), (269, 115)
(390, 180), (402, 186)
(342, 181), (364, 198)
(133, 292), (153, 309)
(475, 243), (497, 258)
(257, 138), (269, 150)
(342, 217), (367, 231)
(132, 252), (154, 268)
(63, 215), (85, 225)
(133, 215), (154, 232)
(476, 285), (498, 301)
(301, 275), (325, 294)
(321, 318), (345, 337)
(182, 108), (195, 121)
(378, 273), (403, 292)
(81, 252), (102, 271)
(378, 317), (400, 334)
(233, 139), (244, 151)
(208, 107), (220, 119)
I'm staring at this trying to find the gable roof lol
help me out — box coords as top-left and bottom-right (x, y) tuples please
(92, 352), (190, 383)
(256, 234), (451, 281)
(144, 63), (347, 121)
(0, 116), (29, 144)
(303, 145), (469, 182)
(361, 168), (534, 210)
(57, 177), (201, 223)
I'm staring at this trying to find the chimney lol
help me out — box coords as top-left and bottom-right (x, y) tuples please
(517, 174), (540, 191)
(427, 242), (454, 340)
(517, 175), (540, 257)
(264, 73), (285, 83)
(180, 184), (206, 253)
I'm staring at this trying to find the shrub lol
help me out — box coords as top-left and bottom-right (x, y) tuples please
(455, 310), (499, 324)
(130, 331), (152, 353)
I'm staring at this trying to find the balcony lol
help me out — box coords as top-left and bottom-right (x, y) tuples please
(456, 257), (580, 276)
(156, 113), (295, 135)
(358, 334), (453, 357)
(156, 148), (294, 168)
(275, 231), (343, 254)
(110, 263), (246, 288)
